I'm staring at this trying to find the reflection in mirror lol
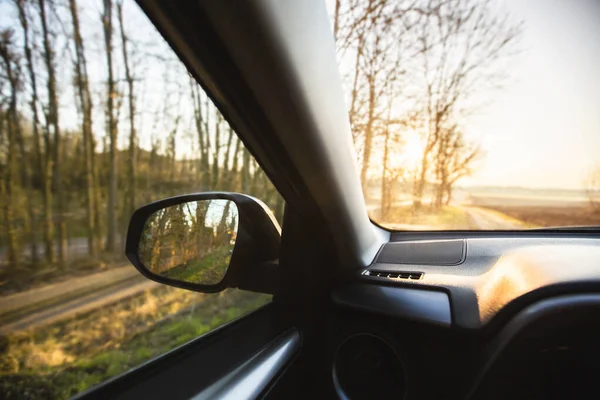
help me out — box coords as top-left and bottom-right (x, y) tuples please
(138, 200), (239, 285)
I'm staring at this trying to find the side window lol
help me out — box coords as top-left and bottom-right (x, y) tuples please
(0, 1), (281, 399)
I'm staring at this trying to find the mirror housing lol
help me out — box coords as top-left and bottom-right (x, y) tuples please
(126, 192), (281, 294)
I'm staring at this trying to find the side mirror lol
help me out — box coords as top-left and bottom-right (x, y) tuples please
(125, 192), (281, 294)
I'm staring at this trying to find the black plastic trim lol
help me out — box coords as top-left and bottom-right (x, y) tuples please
(388, 230), (600, 241)
(332, 284), (452, 327)
(192, 329), (301, 400)
(468, 294), (600, 399)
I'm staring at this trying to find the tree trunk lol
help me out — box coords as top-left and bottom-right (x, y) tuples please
(2, 36), (38, 264)
(190, 83), (211, 190)
(413, 155), (429, 211)
(222, 126), (234, 190)
(39, 0), (66, 264)
(444, 184), (452, 206)
(203, 96), (212, 189)
(360, 76), (376, 199)
(103, 0), (119, 252)
(0, 51), (21, 266)
(117, 0), (137, 219)
(241, 148), (251, 193)
(333, 0), (342, 43)
(230, 138), (242, 192)
(70, 0), (98, 255)
(14, 101), (38, 264)
(17, 0), (43, 263)
(348, 33), (363, 132)
(212, 114), (221, 188)
(380, 122), (391, 221)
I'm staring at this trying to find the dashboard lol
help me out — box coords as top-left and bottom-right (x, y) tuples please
(325, 238), (600, 399)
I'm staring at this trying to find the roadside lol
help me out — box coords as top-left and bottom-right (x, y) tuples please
(0, 264), (134, 318)
(0, 288), (271, 400)
(464, 207), (533, 230)
(0, 275), (157, 334)
(476, 204), (600, 228)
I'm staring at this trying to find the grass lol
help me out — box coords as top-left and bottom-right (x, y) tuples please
(162, 246), (231, 285)
(383, 205), (475, 230)
(0, 287), (271, 400)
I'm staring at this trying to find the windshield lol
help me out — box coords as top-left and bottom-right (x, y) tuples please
(329, 0), (600, 230)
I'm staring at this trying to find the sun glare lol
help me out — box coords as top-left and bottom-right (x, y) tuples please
(402, 132), (425, 170)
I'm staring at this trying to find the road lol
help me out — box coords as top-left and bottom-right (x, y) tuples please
(0, 265), (159, 334)
(464, 207), (524, 229)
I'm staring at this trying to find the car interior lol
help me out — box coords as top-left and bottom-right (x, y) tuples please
(69, 0), (600, 399)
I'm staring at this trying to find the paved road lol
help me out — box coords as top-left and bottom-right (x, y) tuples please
(464, 207), (524, 230)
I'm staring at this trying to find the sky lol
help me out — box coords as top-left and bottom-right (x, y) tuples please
(327, 0), (600, 191)
(461, 0), (600, 190)
(1, 0), (599, 191)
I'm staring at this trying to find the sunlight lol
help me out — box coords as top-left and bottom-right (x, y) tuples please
(401, 132), (425, 170)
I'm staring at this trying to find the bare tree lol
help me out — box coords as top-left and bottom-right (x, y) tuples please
(0, 30), (21, 266)
(39, 0), (67, 264)
(117, 0), (137, 219)
(190, 80), (210, 190)
(69, 0), (99, 255)
(15, 0), (44, 263)
(335, 0), (421, 199)
(222, 125), (234, 190)
(379, 103), (408, 221)
(411, 0), (521, 210)
(212, 113), (222, 188)
(433, 125), (479, 207)
(102, 0), (119, 252)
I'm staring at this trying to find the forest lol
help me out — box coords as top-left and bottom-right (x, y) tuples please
(0, 0), (282, 279)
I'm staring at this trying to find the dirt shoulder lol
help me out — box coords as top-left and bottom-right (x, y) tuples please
(0, 253), (127, 296)
(0, 265), (135, 320)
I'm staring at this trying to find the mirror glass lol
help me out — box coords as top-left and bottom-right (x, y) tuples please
(138, 199), (238, 285)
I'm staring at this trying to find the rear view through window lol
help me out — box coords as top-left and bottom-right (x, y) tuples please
(329, 0), (600, 230)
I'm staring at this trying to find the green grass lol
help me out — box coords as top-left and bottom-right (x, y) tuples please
(0, 288), (271, 400)
(161, 246), (231, 285)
